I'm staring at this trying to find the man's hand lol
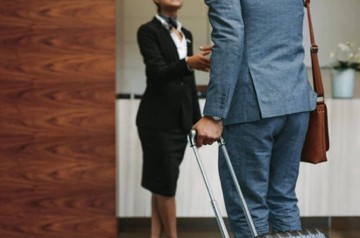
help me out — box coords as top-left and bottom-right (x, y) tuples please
(192, 116), (223, 147)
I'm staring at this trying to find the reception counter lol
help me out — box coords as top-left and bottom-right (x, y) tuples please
(117, 98), (360, 217)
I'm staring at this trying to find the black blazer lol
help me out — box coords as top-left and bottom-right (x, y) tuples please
(136, 17), (201, 131)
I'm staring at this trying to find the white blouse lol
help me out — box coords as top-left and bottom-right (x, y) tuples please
(155, 15), (188, 60)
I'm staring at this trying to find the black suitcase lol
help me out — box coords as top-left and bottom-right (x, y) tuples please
(188, 130), (328, 238)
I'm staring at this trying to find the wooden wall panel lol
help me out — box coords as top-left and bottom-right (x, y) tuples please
(0, 1), (116, 237)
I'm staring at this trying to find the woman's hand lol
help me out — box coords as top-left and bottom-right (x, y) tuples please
(186, 45), (212, 72)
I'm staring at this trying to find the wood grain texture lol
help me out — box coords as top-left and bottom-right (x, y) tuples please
(0, 0), (116, 237)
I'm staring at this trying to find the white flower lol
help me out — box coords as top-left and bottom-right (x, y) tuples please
(331, 42), (359, 70)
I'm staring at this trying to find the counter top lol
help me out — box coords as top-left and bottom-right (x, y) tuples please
(117, 68), (360, 100)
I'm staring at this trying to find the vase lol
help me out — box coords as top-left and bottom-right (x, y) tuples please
(331, 68), (356, 99)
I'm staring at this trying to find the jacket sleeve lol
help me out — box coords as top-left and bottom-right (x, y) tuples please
(137, 24), (193, 84)
(203, 0), (245, 119)
(192, 81), (202, 123)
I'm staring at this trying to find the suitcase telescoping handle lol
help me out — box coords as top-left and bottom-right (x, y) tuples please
(188, 130), (230, 238)
(188, 130), (258, 238)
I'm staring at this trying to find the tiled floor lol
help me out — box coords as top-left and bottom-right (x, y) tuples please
(118, 217), (360, 238)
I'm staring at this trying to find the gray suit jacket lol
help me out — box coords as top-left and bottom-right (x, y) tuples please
(203, 0), (317, 125)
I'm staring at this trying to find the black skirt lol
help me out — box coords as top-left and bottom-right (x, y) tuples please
(138, 127), (188, 197)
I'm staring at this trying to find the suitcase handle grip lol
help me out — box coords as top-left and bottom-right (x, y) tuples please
(188, 129), (225, 147)
(188, 129), (197, 147)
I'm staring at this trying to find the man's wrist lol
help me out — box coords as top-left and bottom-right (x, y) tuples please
(205, 115), (222, 121)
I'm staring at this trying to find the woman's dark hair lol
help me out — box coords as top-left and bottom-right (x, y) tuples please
(154, 2), (160, 13)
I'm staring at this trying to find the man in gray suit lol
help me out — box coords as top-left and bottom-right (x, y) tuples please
(193, 0), (317, 237)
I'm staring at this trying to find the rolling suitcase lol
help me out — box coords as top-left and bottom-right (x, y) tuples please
(188, 130), (328, 238)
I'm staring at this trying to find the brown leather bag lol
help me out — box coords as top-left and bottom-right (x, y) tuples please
(301, 0), (330, 164)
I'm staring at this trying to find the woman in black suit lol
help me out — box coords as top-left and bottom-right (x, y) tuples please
(136, 0), (211, 237)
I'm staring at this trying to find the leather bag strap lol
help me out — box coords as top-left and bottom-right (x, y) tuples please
(305, 0), (324, 99)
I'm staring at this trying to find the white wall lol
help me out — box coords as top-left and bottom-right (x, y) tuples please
(303, 0), (360, 68)
(116, 0), (210, 94)
(117, 0), (360, 94)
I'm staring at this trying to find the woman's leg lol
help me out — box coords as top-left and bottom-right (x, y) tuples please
(151, 194), (163, 238)
(154, 194), (177, 238)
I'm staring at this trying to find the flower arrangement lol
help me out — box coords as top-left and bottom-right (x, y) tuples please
(330, 42), (360, 71)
